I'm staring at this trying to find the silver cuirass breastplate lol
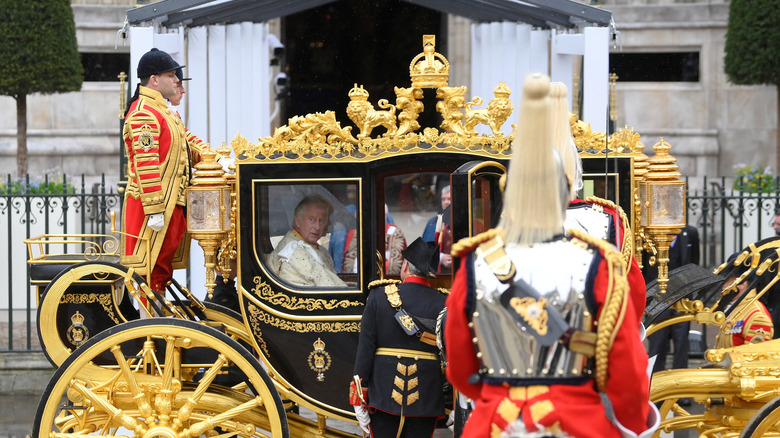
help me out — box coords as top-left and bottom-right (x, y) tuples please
(564, 204), (614, 247)
(470, 238), (596, 381)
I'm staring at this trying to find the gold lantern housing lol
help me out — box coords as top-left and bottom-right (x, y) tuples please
(640, 138), (686, 294)
(187, 147), (231, 298)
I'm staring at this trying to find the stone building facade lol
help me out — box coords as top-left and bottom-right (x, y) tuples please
(605, 0), (775, 188)
(0, 0), (772, 187)
(0, 1), (132, 184)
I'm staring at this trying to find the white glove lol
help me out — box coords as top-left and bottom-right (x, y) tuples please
(446, 409), (455, 431)
(218, 156), (235, 174)
(147, 213), (165, 231)
(353, 404), (371, 435)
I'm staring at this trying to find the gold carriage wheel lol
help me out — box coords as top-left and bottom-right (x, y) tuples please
(33, 318), (289, 438)
(37, 261), (146, 367)
(741, 394), (780, 438)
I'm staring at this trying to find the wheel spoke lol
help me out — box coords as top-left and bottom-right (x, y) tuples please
(111, 345), (154, 420)
(184, 396), (264, 437)
(174, 354), (228, 427)
(153, 336), (180, 424)
(35, 320), (288, 438)
(71, 381), (146, 436)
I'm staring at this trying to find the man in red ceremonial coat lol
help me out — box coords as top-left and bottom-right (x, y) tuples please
(444, 74), (659, 438)
(121, 48), (206, 293)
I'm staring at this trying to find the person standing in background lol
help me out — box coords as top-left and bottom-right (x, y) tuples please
(644, 225), (700, 374)
(351, 237), (447, 437)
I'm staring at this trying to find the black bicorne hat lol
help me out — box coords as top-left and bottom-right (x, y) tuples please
(402, 237), (440, 278)
(137, 48), (184, 78)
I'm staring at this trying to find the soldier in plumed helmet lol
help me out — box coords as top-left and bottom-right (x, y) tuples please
(444, 73), (659, 438)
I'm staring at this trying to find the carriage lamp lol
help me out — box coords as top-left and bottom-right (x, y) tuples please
(640, 138), (686, 294)
(187, 147), (231, 299)
(633, 139), (649, 269)
(215, 141), (237, 280)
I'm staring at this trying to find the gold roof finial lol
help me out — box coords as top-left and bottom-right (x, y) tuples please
(409, 35), (449, 89)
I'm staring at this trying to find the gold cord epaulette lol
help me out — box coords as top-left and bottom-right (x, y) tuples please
(367, 279), (401, 290)
(566, 228), (629, 393)
(437, 288), (450, 295)
(451, 229), (499, 258)
(384, 284), (402, 308)
(584, 196), (634, 269)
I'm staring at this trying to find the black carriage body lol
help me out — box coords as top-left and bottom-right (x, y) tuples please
(235, 148), (508, 418)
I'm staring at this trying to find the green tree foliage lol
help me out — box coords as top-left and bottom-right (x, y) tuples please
(724, 0), (780, 86)
(0, 0), (83, 177)
(724, 0), (780, 169)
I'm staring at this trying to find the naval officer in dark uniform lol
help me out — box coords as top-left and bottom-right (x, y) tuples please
(351, 237), (448, 437)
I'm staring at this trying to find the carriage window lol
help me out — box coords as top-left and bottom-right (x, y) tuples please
(383, 172), (451, 276)
(581, 173), (621, 204)
(254, 181), (359, 289)
(471, 175), (502, 236)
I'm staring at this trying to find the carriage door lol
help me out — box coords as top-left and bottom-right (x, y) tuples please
(450, 161), (507, 272)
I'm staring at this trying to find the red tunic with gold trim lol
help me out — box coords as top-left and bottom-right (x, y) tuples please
(716, 291), (774, 348)
(445, 230), (656, 438)
(121, 86), (205, 288)
(566, 197), (647, 320)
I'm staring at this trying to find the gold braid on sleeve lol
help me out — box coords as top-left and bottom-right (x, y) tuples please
(567, 228), (629, 393)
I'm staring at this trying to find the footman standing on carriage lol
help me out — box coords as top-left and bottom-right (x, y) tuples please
(444, 73), (660, 438)
(121, 48), (206, 293)
(351, 237), (448, 437)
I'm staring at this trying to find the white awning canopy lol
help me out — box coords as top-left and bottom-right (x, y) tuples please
(127, 0), (611, 28)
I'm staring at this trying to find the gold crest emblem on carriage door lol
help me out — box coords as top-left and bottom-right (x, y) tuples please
(137, 124), (154, 152)
(66, 311), (89, 347)
(307, 337), (332, 382)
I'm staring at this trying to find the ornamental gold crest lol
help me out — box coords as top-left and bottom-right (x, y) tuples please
(307, 337), (331, 382)
(137, 124), (154, 152)
(66, 311), (89, 347)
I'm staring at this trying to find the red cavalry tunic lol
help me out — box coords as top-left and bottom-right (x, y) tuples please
(445, 231), (654, 438)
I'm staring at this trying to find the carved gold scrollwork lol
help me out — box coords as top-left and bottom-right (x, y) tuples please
(251, 277), (362, 311)
(233, 35), (513, 163)
(394, 86), (424, 137)
(244, 303), (270, 357)
(246, 303), (360, 333)
(572, 118), (641, 157)
(60, 293), (119, 324)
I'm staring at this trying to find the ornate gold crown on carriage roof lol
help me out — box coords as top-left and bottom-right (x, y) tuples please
(231, 34), (631, 162)
(409, 35), (450, 88)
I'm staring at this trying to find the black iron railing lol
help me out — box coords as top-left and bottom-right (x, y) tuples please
(2, 174), (779, 352)
(687, 176), (780, 270)
(1, 174), (121, 352)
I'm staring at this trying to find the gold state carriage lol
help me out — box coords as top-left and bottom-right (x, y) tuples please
(23, 35), (740, 438)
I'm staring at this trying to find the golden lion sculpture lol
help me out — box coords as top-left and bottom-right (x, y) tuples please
(346, 84), (397, 139)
